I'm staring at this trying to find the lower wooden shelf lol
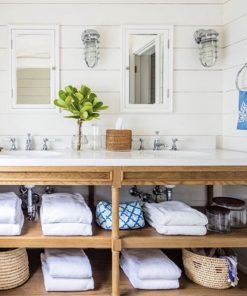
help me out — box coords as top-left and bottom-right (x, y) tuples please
(0, 221), (112, 249)
(120, 227), (247, 248)
(2, 249), (247, 296)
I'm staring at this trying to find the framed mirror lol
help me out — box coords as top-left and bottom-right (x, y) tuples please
(122, 25), (173, 113)
(9, 25), (59, 110)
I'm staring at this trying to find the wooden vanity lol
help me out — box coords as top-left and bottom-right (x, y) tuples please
(0, 163), (247, 296)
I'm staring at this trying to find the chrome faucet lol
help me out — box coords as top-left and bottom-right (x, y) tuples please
(170, 138), (178, 151)
(153, 131), (166, 151)
(26, 133), (32, 151)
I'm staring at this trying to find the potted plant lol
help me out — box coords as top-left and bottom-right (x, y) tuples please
(54, 84), (108, 151)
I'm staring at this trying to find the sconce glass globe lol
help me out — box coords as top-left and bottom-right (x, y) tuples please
(194, 29), (219, 68)
(81, 29), (100, 68)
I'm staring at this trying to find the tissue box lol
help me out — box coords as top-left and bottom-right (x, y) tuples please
(106, 130), (132, 151)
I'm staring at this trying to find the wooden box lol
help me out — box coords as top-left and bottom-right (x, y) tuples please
(106, 129), (132, 151)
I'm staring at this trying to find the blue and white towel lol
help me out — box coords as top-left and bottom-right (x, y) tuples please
(237, 91), (247, 130)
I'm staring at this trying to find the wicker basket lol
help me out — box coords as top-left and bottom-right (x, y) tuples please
(0, 248), (29, 290)
(106, 129), (132, 151)
(182, 248), (238, 289)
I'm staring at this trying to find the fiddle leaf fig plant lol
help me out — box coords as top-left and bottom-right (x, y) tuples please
(54, 84), (108, 151)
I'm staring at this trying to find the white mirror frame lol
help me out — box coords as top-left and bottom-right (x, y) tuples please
(9, 25), (59, 111)
(121, 25), (173, 113)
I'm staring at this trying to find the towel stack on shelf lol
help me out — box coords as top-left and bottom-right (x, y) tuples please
(41, 249), (94, 291)
(120, 249), (181, 289)
(40, 193), (93, 236)
(0, 192), (24, 235)
(143, 201), (208, 235)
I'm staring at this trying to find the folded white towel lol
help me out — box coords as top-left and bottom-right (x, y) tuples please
(0, 208), (24, 236)
(143, 201), (208, 226)
(0, 192), (22, 224)
(41, 254), (94, 292)
(147, 218), (207, 236)
(44, 249), (92, 279)
(41, 222), (92, 236)
(41, 193), (92, 224)
(120, 257), (179, 290)
(121, 249), (181, 280)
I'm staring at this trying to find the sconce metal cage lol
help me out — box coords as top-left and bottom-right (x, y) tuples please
(81, 29), (100, 68)
(194, 29), (219, 68)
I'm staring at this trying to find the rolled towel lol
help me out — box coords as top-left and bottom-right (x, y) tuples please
(0, 192), (22, 224)
(44, 249), (92, 279)
(121, 249), (181, 280)
(41, 222), (92, 236)
(41, 193), (92, 224)
(120, 257), (179, 290)
(41, 254), (94, 292)
(147, 218), (207, 236)
(0, 208), (24, 236)
(143, 201), (208, 226)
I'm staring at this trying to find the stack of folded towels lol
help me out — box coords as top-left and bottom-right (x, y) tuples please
(120, 249), (181, 289)
(41, 248), (94, 292)
(40, 193), (93, 236)
(0, 192), (24, 236)
(143, 201), (208, 235)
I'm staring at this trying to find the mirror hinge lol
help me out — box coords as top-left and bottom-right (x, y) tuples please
(167, 39), (170, 49)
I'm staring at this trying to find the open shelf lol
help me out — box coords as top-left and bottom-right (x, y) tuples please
(0, 221), (112, 249)
(120, 227), (247, 248)
(3, 249), (247, 296)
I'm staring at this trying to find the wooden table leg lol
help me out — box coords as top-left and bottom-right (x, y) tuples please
(112, 250), (120, 296)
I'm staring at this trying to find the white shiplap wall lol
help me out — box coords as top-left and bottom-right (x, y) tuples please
(0, 1), (222, 138)
(0, 0), (223, 205)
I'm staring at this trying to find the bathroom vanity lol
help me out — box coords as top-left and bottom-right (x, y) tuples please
(1, 149), (247, 296)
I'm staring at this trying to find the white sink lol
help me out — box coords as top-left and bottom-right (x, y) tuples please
(0, 151), (62, 158)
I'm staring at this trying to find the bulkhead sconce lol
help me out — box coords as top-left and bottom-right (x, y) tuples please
(194, 29), (219, 68)
(81, 29), (100, 68)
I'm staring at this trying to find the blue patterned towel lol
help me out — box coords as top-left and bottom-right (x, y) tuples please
(237, 91), (247, 130)
(96, 201), (145, 230)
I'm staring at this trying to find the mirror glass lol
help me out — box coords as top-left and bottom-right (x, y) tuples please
(129, 34), (158, 105)
(10, 26), (59, 109)
(16, 34), (51, 105)
(122, 26), (173, 113)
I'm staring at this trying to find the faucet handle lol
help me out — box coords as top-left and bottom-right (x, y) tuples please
(138, 138), (144, 151)
(170, 138), (179, 151)
(10, 137), (17, 151)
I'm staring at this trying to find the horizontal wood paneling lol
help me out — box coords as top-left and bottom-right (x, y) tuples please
(0, 4), (222, 26)
(224, 14), (247, 47)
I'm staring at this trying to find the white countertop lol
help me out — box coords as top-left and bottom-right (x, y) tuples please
(0, 149), (247, 166)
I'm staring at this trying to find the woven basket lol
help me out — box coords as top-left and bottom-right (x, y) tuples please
(182, 249), (238, 289)
(0, 248), (29, 290)
(106, 129), (132, 151)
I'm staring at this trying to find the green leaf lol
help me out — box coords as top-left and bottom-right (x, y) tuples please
(65, 85), (74, 94)
(58, 90), (66, 101)
(54, 99), (67, 109)
(98, 105), (108, 110)
(80, 85), (91, 97)
(65, 95), (73, 106)
(93, 101), (103, 110)
(75, 92), (84, 101)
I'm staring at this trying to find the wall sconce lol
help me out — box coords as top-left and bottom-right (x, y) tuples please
(81, 29), (100, 68)
(194, 29), (219, 67)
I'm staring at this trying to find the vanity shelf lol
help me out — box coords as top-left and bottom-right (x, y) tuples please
(3, 249), (247, 296)
(120, 227), (247, 249)
(0, 221), (112, 249)
(0, 164), (247, 296)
